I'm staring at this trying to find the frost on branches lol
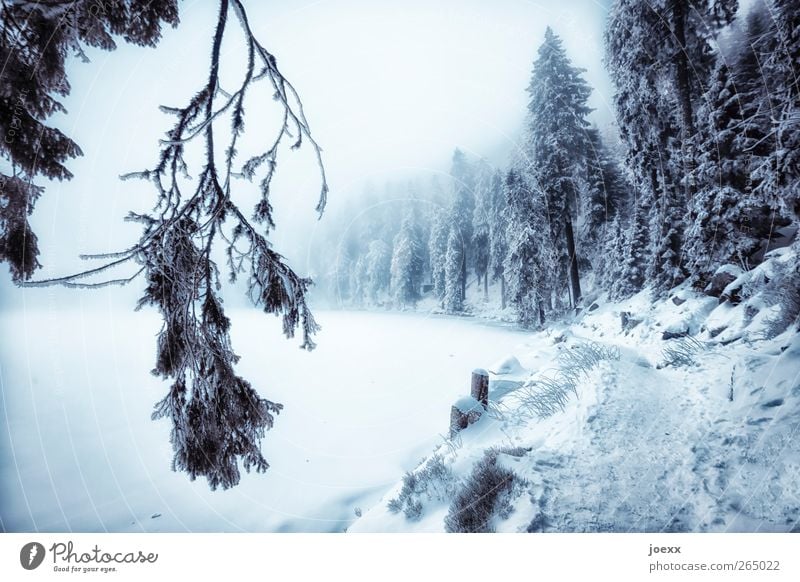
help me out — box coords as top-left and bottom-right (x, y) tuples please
(22, 0), (327, 490)
(0, 0), (179, 281)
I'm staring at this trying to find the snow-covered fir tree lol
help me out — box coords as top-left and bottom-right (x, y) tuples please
(331, 249), (354, 305)
(448, 148), (475, 303)
(606, 0), (678, 293)
(472, 160), (494, 301)
(390, 205), (425, 308)
(611, 197), (650, 300)
(365, 239), (392, 305)
(407, 181), (433, 281)
(596, 215), (627, 295)
(581, 127), (627, 260)
(686, 47), (761, 278)
(525, 27), (592, 308)
(685, 3), (798, 284)
(443, 228), (465, 313)
(605, 0), (736, 294)
(350, 254), (368, 306)
(318, 200), (360, 306)
(488, 170), (509, 309)
(429, 208), (450, 303)
(503, 169), (555, 327)
(761, 0), (800, 221)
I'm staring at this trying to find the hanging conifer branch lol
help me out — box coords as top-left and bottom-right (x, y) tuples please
(23, 0), (328, 490)
(1, 1), (180, 281)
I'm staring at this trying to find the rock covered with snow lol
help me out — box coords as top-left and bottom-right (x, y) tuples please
(490, 356), (524, 376)
(704, 264), (743, 299)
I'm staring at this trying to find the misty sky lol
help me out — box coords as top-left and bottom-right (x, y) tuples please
(2, 0), (615, 305)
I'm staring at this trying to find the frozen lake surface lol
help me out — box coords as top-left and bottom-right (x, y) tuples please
(0, 308), (529, 532)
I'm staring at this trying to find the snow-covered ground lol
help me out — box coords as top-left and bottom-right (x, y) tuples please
(352, 253), (800, 533)
(0, 308), (528, 532)
(3, 252), (799, 534)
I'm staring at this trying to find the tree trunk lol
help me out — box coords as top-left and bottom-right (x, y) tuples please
(500, 275), (506, 309)
(565, 217), (582, 307)
(460, 251), (467, 306)
(483, 272), (488, 301)
(671, 0), (695, 199)
(671, 0), (695, 140)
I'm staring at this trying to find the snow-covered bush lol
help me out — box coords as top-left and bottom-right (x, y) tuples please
(444, 448), (525, 533)
(387, 454), (457, 520)
(659, 336), (711, 368)
(559, 342), (621, 383)
(516, 375), (573, 417)
(760, 256), (800, 338)
(514, 341), (620, 418)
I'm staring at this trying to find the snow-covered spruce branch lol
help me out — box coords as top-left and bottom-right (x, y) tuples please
(21, 0), (327, 490)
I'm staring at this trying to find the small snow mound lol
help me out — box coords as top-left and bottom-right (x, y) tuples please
(472, 367), (489, 376)
(490, 356), (524, 376)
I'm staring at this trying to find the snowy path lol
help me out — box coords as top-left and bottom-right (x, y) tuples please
(507, 341), (800, 533)
(0, 308), (528, 532)
(531, 360), (712, 532)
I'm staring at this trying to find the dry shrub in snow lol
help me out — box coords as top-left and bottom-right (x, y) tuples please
(516, 376), (573, 417)
(514, 341), (620, 419)
(558, 342), (621, 382)
(444, 448), (526, 533)
(660, 336), (712, 368)
(387, 454), (457, 520)
(761, 258), (800, 338)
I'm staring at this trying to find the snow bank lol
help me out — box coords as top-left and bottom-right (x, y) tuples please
(351, 249), (800, 533)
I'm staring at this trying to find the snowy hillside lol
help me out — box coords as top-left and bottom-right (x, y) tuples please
(350, 249), (800, 533)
